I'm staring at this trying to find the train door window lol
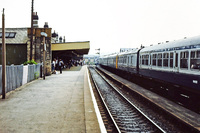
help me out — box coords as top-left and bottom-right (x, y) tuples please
(157, 53), (162, 66)
(149, 54), (151, 65)
(163, 53), (169, 67)
(152, 54), (156, 66)
(175, 53), (178, 67)
(142, 55), (145, 65)
(190, 50), (200, 70)
(128, 57), (129, 64)
(131, 56), (133, 64)
(142, 55), (148, 65)
(180, 51), (189, 69)
(146, 55), (149, 65)
(170, 52), (173, 68)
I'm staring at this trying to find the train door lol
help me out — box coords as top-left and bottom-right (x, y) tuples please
(174, 51), (180, 72)
(116, 55), (118, 69)
(149, 53), (153, 69)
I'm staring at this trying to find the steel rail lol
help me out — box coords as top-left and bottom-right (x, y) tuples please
(93, 67), (166, 133)
(89, 67), (121, 133)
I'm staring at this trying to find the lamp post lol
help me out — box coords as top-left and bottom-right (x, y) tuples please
(2, 8), (6, 99)
(30, 0), (34, 60)
(41, 32), (47, 80)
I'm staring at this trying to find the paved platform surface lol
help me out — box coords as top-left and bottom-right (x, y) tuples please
(0, 66), (101, 133)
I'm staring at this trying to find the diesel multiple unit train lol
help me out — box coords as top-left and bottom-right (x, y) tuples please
(99, 35), (200, 112)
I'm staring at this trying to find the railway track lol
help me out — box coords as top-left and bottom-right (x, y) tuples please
(89, 67), (166, 133)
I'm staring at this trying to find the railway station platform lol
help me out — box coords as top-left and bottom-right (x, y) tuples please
(0, 65), (102, 133)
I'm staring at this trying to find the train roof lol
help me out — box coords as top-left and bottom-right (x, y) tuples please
(118, 48), (139, 56)
(140, 35), (200, 53)
(100, 53), (118, 58)
(100, 48), (139, 58)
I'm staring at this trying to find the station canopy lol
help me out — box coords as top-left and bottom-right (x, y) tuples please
(52, 41), (90, 59)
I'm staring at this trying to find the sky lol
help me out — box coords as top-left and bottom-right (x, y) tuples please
(1, 0), (200, 55)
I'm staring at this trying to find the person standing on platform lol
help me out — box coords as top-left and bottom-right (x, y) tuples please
(59, 59), (64, 74)
(68, 60), (72, 69)
(52, 58), (56, 74)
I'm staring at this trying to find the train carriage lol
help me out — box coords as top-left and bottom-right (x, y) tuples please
(99, 35), (200, 112)
(117, 49), (139, 74)
(139, 36), (200, 94)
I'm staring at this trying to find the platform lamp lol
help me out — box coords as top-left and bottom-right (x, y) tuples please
(41, 32), (47, 80)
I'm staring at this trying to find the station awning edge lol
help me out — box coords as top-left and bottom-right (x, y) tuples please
(52, 41), (90, 55)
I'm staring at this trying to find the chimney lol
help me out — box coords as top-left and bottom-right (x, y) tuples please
(44, 22), (49, 28)
(52, 30), (57, 38)
(33, 12), (39, 28)
(59, 36), (62, 43)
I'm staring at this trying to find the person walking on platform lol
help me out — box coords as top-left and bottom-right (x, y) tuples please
(52, 58), (56, 74)
(59, 59), (64, 74)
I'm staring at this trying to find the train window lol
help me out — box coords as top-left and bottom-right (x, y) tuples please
(180, 51), (189, 69)
(128, 57), (129, 64)
(190, 50), (200, 70)
(142, 55), (145, 65)
(125, 57), (126, 64)
(175, 53), (178, 67)
(157, 53), (162, 66)
(141, 55), (149, 65)
(170, 52), (173, 68)
(131, 56), (133, 64)
(163, 53), (169, 67)
(152, 54), (156, 66)
(146, 55), (149, 65)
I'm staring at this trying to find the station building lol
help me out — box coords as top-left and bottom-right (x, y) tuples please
(0, 27), (90, 75)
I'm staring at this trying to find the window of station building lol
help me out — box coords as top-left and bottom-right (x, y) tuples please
(163, 53), (169, 67)
(9, 32), (16, 38)
(180, 51), (189, 69)
(190, 50), (200, 70)
(152, 54), (157, 66)
(0, 32), (16, 38)
(157, 53), (162, 66)
(170, 52), (173, 68)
